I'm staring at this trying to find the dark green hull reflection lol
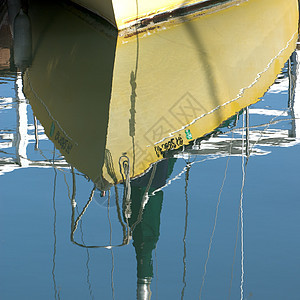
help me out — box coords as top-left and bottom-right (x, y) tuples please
(130, 159), (176, 281)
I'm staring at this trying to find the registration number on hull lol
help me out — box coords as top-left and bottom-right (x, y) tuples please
(154, 136), (184, 158)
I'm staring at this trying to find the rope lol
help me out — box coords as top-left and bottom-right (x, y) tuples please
(119, 155), (132, 220)
(181, 163), (191, 300)
(240, 110), (246, 300)
(72, 168), (95, 300)
(70, 156), (134, 249)
(105, 149), (130, 244)
(51, 146), (60, 300)
(107, 191), (116, 300)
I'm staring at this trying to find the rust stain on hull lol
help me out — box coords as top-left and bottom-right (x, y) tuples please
(120, 0), (246, 37)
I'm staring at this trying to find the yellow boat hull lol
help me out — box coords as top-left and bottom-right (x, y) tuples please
(24, 0), (298, 185)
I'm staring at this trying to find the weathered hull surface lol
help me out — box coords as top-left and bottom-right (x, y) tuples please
(70, 0), (219, 29)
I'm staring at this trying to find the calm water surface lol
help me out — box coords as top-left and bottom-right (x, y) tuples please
(1, 1), (300, 299)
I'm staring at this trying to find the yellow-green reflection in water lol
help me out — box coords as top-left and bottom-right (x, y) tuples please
(24, 0), (298, 185)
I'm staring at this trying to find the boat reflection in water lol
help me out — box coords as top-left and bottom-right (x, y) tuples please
(10, 0), (299, 298)
(23, 0), (298, 184)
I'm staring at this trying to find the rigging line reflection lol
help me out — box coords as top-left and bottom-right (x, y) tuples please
(64, 172), (72, 201)
(107, 191), (115, 300)
(288, 51), (298, 137)
(0, 148), (18, 157)
(119, 154), (132, 231)
(240, 110), (246, 300)
(153, 146), (239, 197)
(228, 109), (250, 300)
(129, 0), (140, 177)
(72, 168), (95, 300)
(115, 184), (130, 244)
(288, 53), (298, 110)
(52, 147), (60, 300)
(245, 108), (250, 157)
(119, 155), (133, 244)
(199, 132), (234, 300)
(71, 187), (95, 247)
(152, 157), (216, 196)
(84, 237), (95, 300)
(288, 55), (296, 135)
(247, 51), (299, 152)
(240, 108), (250, 300)
(248, 111), (291, 154)
(223, 117), (294, 135)
(129, 71), (137, 178)
(70, 186), (130, 248)
(288, 57), (294, 108)
(228, 174), (242, 300)
(228, 58), (294, 290)
(35, 142), (69, 170)
(130, 164), (157, 233)
(104, 149), (129, 242)
(181, 163), (191, 300)
(228, 219), (239, 300)
(230, 58), (298, 295)
(33, 115), (39, 150)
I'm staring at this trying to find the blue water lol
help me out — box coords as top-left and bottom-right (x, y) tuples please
(1, 65), (300, 300)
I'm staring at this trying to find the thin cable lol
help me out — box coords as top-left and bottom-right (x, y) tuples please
(52, 147), (60, 300)
(240, 114), (245, 300)
(199, 132), (233, 299)
(129, 0), (140, 177)
(181, 163), (191, 300)
(229, 106), (287, 300)
(107, 190), (115, 300)
(240, 109), (250, 300)
(228, 113), (249, 300)
(70, 186), (130, 249)
(130, 164), (157, 232)
(73, 167), (95, 300)
(34, 115), (39, 150)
